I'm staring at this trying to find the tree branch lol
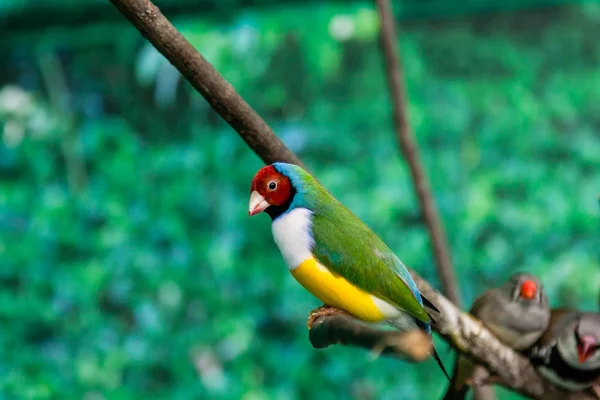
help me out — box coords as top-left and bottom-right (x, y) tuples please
(108, 0), (303, 168)
(109, 1), (593, 398)
(307, 307), (432, 362)
(374, 2), (489, 395)
(411, 272), (544, 398)
(375, 0), (461, 307)
(306, 274), (595, 400)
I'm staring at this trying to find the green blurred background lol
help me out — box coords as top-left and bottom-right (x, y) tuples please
(1, 0), (599, 399)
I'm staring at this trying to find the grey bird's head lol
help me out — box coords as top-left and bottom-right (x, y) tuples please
(557, 312), (600, 370)
(472, 272), (550, 350)
(504, 272), (548, 306)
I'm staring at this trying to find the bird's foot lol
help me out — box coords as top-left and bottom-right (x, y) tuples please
(467, 366), (500, 387)
(307, 305), (349, 329)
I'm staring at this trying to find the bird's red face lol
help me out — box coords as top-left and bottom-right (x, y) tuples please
(248, 165), (293, 216)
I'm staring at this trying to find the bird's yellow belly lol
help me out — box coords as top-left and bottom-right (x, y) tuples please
(290, 257), (386, 322)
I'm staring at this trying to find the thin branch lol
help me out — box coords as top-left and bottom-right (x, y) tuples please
(108, 1), (593, 398)
(374, 0), (461, 306)
(38, 52), (87, 195)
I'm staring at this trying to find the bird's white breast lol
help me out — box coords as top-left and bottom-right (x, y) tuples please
(271, 208), (314, 270)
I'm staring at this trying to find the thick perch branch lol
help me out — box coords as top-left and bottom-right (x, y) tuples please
(411, 272), (544, 398)
(109, 1), (594, 398)
(413, 272), (595, 400)
(308, 275), (596, 400)
(375, 0), (460, 306)
(307, 306), (432, 362)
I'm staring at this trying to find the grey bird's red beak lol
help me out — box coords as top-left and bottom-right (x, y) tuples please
(249, 191), (270, 216)
(520, 279), (537, 300)
(577, 335), (597, 364)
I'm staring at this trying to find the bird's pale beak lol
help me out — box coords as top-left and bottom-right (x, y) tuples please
(520, 279), (537, 300)
(577, 335), (597, 364)
(249, 191), (270, 216)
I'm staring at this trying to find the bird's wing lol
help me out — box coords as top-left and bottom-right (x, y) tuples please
(529, 308), (579, 364)
(470, 289), (532, 348)
(310, 208), (430, 324)
(469, 290), (499, 317)
(470, 290), (514, 338)
(539, 309), (579, 345)
(470, 289), (519, 332)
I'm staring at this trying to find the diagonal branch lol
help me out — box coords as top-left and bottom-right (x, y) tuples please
(108, 1), (592, 399)
(108, 0), (303, 169)
(375, 0), (460, 307)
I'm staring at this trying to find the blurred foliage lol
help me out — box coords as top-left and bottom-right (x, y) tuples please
(0, 1), (599, 399)
(0, 0), (587, 16)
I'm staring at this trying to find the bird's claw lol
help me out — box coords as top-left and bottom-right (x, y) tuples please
(307, 305), (348, 329)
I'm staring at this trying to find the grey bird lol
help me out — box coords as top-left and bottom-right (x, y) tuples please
(443, 272), (550, 400)
(529, 310), (600, 392)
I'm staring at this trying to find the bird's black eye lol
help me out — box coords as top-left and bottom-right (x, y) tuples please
(511, 286), (520, 302)
(268, 181), (277, 191)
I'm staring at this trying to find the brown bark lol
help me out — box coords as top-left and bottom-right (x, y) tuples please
(308, 307), (432, 362)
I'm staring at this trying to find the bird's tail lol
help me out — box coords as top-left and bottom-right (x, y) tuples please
(432, 345), (451, 381)
(441, 354), (471, 400)
(388, 314), (450, 381)
(419, 297), (451, 380)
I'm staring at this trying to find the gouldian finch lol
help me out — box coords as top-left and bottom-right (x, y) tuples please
(248, 162), (448, 378)
(443, 272), (550, 400)
(529, 310), (600, 392)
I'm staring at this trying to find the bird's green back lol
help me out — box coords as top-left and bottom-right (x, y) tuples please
(274, 163), (430, 323)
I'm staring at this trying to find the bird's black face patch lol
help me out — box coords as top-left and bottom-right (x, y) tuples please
(265, 184), (297, 220)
